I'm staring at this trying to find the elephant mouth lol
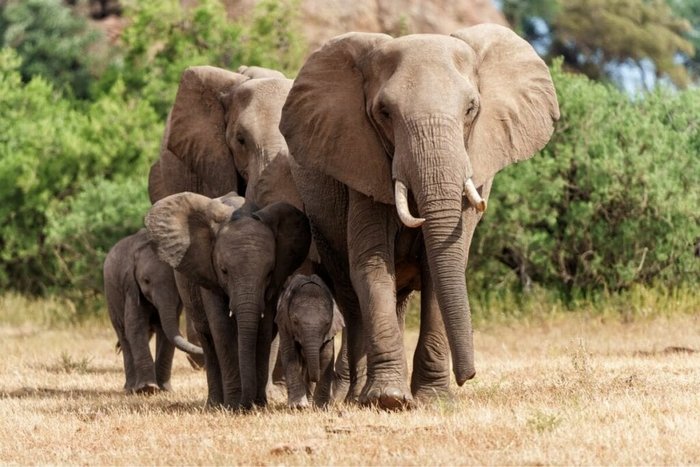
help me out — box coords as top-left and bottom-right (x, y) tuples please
(394, 177), (486, 229)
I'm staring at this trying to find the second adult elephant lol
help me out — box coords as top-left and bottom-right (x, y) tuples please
(146, 193), (310, 409)
(281, 24), (560, 408)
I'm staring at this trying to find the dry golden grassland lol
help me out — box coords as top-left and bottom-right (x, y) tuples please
(0, 292), (698, 465)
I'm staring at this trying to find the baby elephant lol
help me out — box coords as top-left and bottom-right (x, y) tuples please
(276, 274), (344, 408)
(103, 229), (202, 394)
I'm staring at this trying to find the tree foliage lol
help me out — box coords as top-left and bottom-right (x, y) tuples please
(0, 48), (161, 293)
(666, 0), (700, 80)
(0, 0), (306, 295)
(0, 0), (107, 98)
(470, 60), (700, 298)
(503, 0), (696, 88)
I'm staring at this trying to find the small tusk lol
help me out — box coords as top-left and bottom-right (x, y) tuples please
(464, 178), (486, 212)
(229, 309), (233, 318)
(394, 180), (425, 228)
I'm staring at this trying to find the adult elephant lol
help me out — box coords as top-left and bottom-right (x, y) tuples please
(147, 65), (302, 392)
(148, 64), (301, 209)
(146, 193), (310, 409)
(280, 24), (560, 408)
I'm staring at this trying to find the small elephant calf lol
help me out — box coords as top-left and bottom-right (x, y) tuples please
(103, 229), (202, 394)
(276, 274), (344, 408)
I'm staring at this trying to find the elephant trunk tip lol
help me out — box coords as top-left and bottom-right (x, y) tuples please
(455, 368), (476, 386)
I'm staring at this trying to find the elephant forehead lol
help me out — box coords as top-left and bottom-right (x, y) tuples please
(217, 219), (275, 250)
(237, 78), (292, 107)
(371, 34), (475, 70)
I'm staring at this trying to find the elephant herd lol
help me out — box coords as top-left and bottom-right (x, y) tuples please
(103, 24), (560, 411)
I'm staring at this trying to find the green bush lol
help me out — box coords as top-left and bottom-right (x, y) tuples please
(0, 48), (161, 293)
(0, 0), (107, 99)
(46, 176), (151, 295)
(470, 60), (700, 298)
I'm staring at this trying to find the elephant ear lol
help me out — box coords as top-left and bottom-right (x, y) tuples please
(451, 24), (560, 186)
(144, 192), (237, 289)
(305, 274), (344, 341)
(252, 203), (311, 294)
(275, 274), (303, 331)
(280, 32), (395, 205)
(164, 66), (249, 198)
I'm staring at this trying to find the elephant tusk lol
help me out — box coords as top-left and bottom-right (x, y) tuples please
(394, 180), (425, 228)
(464, 178), (486, 213)
(229, 309), (233, 318)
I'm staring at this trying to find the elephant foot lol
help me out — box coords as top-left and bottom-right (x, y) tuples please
(132, 383), (161, 395)
(412, 386), (455, 405)
(158, 381), (173, 392)
(359, 379), (414, 410)
(266, 382), (287, 403)
(288, 395), (310, 410)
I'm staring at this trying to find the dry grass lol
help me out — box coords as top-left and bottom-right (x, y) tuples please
(1, 296), (699, 465)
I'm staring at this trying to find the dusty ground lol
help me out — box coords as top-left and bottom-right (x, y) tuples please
(0, 305), (698, 465)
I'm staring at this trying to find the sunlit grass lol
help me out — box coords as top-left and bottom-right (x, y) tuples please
(0, 289), (698, 464)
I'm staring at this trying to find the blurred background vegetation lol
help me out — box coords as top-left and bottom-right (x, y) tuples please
(0, 0), (698, 320)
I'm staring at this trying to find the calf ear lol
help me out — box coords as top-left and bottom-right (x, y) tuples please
(326, 303), (345, 342)
(252, 203), (311, 294)
(275, 276), (299, 331)
(145, 192), (236, 289)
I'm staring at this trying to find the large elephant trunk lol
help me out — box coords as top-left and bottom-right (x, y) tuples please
(393, 115), (476, 385)
(234, 294), (262, 409)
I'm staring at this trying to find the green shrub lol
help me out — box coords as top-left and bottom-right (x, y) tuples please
(0, 0), (107, 99)
(46, 176), (151, 295)
(0, 48), (161, 293)
(470, 60), (700, 298)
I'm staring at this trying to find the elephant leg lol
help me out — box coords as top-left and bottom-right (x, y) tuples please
(280, 333), (309, 409)
(313, 339), (335, 407)
(266, 334), (285, 402)
(200, 331), (224, 408)
(176, 272), (205, 370)
(124, 296), (159, 394)
(334, 293), (367, 403)
(184, 304), (205, 370)
(410, 253), (451, 400)
(201, 287), (241, 409)
(291, 162), (366, 401)
(118, 334), (138, 392)
(347, 189), (411, 409)
(332, 329), (350, 402)
(154, 327), (175, 391)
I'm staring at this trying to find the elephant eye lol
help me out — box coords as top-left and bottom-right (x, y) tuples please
(378, 103), (391, 120)
(466, 99), (478, 117)
(221, 267), (228, 275)
(236, 134), (246, 146)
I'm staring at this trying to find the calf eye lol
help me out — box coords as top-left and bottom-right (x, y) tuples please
(221, 267), (228, 275)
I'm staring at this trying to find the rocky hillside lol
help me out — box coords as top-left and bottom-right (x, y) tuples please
(85, 0), (507, 54)
(210, 0), (507, 51)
